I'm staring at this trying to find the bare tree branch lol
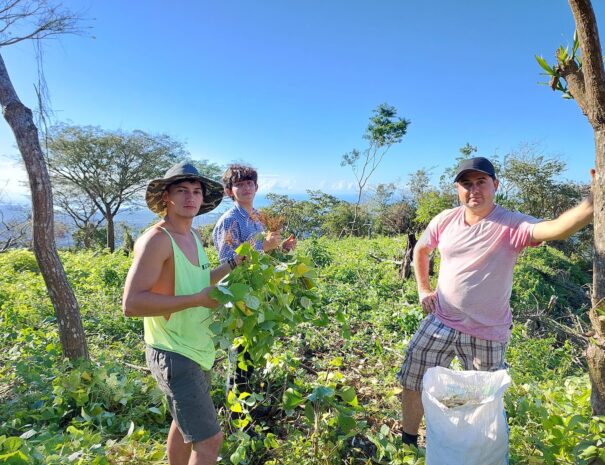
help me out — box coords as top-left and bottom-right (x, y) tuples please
(0, 0), (81, 47)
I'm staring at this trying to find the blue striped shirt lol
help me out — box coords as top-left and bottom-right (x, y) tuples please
(212, 204), (264, 263)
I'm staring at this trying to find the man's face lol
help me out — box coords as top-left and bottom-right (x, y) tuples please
(228, 179), (258, 204)
(163, 180), (204, 217)
(456, 171), (499, 212)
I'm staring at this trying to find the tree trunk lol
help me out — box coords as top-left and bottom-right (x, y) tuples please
(400, 232), (417, 279)
(588, 127), (605, 415)
(106, 211), (115, 252)
(562, 0), (605, 418)
(0, 52), (88, 360)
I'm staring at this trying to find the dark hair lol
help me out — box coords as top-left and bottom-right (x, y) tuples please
(222, 164), (258, 196)
(166, 178), (206, 196)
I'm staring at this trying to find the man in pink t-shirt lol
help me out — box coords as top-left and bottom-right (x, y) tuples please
(398, 157), (595, 448)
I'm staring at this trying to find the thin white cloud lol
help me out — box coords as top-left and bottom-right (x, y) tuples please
(257, 174), (358, 195)
(329, 180), (357, 193)
(257, 175), (297, 192)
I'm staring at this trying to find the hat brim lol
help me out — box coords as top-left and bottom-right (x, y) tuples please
(454, 169), (495, 183)
(145, 174), (224, 216)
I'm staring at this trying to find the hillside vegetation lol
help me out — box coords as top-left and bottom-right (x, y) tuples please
(1, 237), (604, 464)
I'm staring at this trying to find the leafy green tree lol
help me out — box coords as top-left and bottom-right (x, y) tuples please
(47, 125), (184, 251)
(261, 193), (308, 237)
(407, 168), (432, 206)
(54, 182), (104, 249)
(192, 159), (223, 182)
(261, 190), (344, 238)
(539, 0), (605, 418)
(414, 190), (456, 229)
(377, 200), (415, 236)
(498, 145), (583, 219)
(368, 183), (396, 234)
(341, 103), (410, 235)
(322, 202), (372, 238)
(72, 225), (106, 250)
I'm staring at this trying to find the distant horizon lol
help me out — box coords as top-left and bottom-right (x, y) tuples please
(0, 190), (363, 232)
(0, 190), (361, 208)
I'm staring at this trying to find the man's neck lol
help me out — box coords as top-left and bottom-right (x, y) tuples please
(464, 204), (496, 225)
(162, 215), (193, 235)
(235, 201), (254, 215)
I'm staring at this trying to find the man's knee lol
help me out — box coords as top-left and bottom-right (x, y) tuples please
(193, 431), (223, 454)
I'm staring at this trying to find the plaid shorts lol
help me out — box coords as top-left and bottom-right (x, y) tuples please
(397, 314), (508, 391)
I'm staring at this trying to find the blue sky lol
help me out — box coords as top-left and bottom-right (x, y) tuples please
(0, 0), (601, 203)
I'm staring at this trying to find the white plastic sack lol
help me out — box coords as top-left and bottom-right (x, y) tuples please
(422, 366), (511, 465)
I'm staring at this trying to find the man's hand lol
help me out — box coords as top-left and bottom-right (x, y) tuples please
(263, 231), (282, 252)
(419, 289), (438, 314)
(282, 234), (297, 251)
(588, 168), (596, 204)
(198, 286), (219, 309)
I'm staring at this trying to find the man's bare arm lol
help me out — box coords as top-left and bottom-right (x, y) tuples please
(532, 198), (593, 242)
(209, 254), (245, 284)
(532, 169), (595, 243)
(122, 231), (218, 317)
(413, 242), (438, 314)
(413, 244), (432, 293)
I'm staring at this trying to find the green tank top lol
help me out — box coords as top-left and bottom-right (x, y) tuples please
(144, 227), (215, 369)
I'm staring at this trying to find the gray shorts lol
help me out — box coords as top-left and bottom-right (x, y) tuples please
(397, 314), (508, 391)
(146, 346), (220, 443)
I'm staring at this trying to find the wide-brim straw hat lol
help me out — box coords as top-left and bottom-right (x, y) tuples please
(145, 161), (224, 216)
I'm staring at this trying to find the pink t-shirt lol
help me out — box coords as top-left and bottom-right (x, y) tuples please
(418, 205), (540, 342)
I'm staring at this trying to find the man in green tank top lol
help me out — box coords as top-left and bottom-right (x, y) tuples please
(123, 161), (243, 465)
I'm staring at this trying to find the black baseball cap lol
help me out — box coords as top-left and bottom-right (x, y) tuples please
(454, 157), (496, 182)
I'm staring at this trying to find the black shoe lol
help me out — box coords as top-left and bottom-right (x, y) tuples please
(401, 431), (418, 448)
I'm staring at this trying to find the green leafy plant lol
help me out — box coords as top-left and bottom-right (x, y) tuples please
(210, 243), (325, 366)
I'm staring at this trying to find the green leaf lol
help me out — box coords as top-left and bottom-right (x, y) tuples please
(283, 388), (304, 410)
(338, 386), (357, 404)
(0, 451), (29, 465)
(579, 445), (598, 459)
(230, 402), (243, 413)
(338, 413), (357, 433)
(243, 294), (260, 310)
(215, 285), (233, 296)
(232, 418), (249, 429)
(3, 437), (23, 452)
(557, 46), (569, 63)
(308, 386), (334, 402)
(229, 283), (251, 301)
(300, 296), (311, 309)
(234, 242), (253, 256)
(264, 433), (279, 449)
(304, 401), (314, 422)
(293, 263), (311, 277)
(535, 55), (555, 75)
